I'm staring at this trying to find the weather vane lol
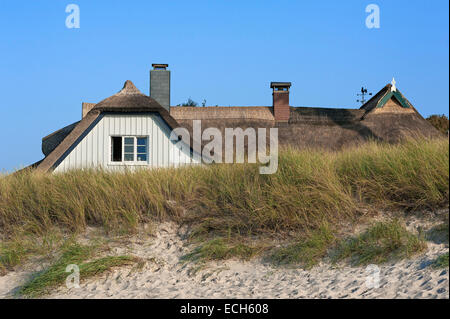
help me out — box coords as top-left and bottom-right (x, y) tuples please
(357, 87), (372, 105)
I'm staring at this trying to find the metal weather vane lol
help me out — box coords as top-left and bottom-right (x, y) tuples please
(357, 87), (372, 105)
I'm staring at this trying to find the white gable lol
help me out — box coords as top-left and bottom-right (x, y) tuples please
(54, 113), (197, 172)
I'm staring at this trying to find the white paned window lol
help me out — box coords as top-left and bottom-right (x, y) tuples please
(136, 137), (148, 161)
(124, 137), (134, 161)
(111, 136), (149, 163)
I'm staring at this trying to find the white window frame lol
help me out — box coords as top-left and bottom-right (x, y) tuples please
(109, 135), (149, 165)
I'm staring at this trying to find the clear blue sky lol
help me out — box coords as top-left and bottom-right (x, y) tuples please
(0, 0), (448, 172)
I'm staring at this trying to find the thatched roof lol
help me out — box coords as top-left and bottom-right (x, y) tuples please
(34, 81), (443, 172)
(289, 107), (365, 124)
(170, 106), (274, 120)
(360, 84), (392, 113)
(42, 120), (80, 156)
(94, 80), (160, 109)
(360, 84), (416, 115)
(36, 80), (182, 172)
(172, 84), (441, 152)
(36, 110), (101, 172)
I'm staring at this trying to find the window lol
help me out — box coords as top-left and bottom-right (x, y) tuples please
(137, 137), (148, 161)
(110, 136), (148, 163)
(111, 137), (122, 162)
(124, 137), (134, 161)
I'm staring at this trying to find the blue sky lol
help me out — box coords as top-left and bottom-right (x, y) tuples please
(0, 0), (448, 171)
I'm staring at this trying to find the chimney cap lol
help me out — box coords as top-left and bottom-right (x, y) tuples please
(270, 82), (291, 88)
(152, 64), (169, 70)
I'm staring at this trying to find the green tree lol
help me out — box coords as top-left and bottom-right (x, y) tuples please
(177, 98), (198, 107)
(426, 114), (449, 134)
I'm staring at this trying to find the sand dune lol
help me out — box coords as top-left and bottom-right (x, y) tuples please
(1, 219), (448, 299)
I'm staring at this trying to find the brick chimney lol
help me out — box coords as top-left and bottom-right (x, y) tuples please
(82, 102), (96, 118)
(271, 82), (291, 122)
(150, 64), (170, 112)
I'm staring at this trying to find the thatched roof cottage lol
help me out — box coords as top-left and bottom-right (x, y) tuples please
(33, 64), (441, 173)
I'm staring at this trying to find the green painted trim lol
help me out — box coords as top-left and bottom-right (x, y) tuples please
(376, 91), (411, 109)
(376, 92), (393, 108)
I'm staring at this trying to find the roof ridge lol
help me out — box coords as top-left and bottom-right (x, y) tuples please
(116, 80), (143, 96)
(359, 83), (391, 109)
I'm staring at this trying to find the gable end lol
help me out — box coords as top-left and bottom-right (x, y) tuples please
(377, 91), (412, 109)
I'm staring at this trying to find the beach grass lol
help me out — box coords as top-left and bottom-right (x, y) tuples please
(0, 231), (64, 275)
(18, 242), (138, 297)
(0, 138), (448, 269)
(269, 224), (336, 269)
(433, 253), (449, 269)
(332, 219), (427, 266)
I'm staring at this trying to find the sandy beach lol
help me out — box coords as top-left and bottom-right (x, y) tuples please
(0, 215), (448, 299)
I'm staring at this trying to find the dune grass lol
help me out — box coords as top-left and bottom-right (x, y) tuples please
(335, 138), (449, 210)
(0, 231), (64, 275)
(433, 253), (449, 269)
(269, 224), (336, 269)
(0, 138), (448, 269)
(18, 242), (138, 297)
(332, 219), (427, 266)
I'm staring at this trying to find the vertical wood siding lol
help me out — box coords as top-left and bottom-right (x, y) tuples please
(54, 114), (196, 172)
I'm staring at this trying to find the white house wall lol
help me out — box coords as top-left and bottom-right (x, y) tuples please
(54, 114), (196, 172)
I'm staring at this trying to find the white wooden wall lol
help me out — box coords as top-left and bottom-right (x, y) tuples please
(54, 114), (197, 172)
